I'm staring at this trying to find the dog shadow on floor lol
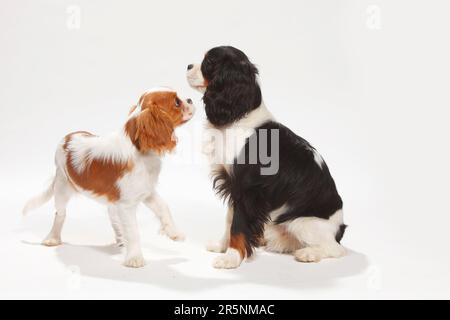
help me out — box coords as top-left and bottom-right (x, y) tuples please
(49, 241), (369, 292)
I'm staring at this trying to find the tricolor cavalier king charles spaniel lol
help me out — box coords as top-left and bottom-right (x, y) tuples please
(23, 88), (194, 268)
(187, 46), (346, 269)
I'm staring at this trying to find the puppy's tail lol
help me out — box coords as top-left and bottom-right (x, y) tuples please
(22, 175), (56, 215)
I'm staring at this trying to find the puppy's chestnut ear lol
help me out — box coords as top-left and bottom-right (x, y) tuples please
(125, 107), (176, 154)
(128, 104), (138, 116)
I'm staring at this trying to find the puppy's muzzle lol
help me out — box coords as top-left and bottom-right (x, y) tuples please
(182, 98), (195, 122)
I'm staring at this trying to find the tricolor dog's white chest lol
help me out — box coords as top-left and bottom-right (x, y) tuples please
(202, 103), (274, 174)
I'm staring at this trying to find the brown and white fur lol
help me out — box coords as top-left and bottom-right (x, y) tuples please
(23, 88), (195, 268)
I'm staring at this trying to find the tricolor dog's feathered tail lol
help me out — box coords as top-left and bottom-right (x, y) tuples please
(22, 175), (56, 215)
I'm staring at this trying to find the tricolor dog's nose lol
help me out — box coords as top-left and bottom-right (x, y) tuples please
(187, 64), (194, 70)
(186, 98), (193, 104)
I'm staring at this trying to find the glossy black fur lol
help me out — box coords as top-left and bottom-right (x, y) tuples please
(201, 46), (262, 127)
(203, 46), (345, 257)
(335, 224), (347, 244)
(213, 121), (344, 256)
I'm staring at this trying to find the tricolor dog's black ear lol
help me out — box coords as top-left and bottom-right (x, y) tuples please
(203, 56), (262, 127)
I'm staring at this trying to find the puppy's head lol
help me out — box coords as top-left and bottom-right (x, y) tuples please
(125, 88), (195, 153)
(187, 46), (261, 127)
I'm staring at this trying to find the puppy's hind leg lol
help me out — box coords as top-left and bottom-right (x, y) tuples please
(42, 171), (74, 247)
(108, 206), (124, 247)
(143, 192), (185, 241)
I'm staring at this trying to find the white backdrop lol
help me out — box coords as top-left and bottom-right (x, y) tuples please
(1, 0), (449, 299)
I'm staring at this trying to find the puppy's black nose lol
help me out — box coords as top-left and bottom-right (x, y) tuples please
(187, 64), (194, 70)
(186, 98), (193, 104)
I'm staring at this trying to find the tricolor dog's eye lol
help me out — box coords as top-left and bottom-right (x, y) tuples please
(175, 98), (181, 107)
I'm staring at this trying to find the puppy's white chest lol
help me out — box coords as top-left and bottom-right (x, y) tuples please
(117, 154), (161, 201)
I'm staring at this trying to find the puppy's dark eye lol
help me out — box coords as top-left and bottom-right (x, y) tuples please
(175, 98), (181, 107)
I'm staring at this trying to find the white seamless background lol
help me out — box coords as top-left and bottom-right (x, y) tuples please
(0, 0), (449, 299)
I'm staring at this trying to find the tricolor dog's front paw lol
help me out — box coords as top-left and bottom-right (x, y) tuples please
(123, 255), (145, 268)
(206, 240), (227, 253)
(212, 249), (242, 269)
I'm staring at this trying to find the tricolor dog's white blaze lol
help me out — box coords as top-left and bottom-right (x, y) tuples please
(187, 64), (207, 93)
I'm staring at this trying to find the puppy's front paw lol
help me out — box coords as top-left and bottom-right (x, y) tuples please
(160, 226), (185, 242)
(213, 250), (242, 269)
(115, 238), (125, 247)
(124, 255), (145, 268)
(206, 241), (227, 253)
(42, 238), (62, 247)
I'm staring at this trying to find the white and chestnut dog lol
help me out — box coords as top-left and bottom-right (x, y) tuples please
(23, 88), (195, 268)
(187, 46), (346, 269)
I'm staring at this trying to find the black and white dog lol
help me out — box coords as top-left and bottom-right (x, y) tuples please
(187, 46), (346, 269)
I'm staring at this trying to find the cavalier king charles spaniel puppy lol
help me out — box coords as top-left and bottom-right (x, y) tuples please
(187, 46), (346, 269)
(23, 88), (195, 268)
